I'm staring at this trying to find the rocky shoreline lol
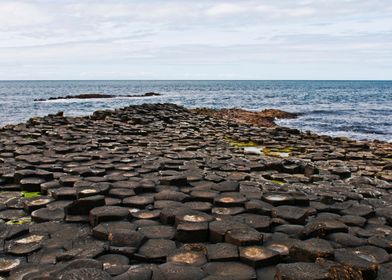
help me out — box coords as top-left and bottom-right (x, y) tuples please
(0, 103), (391, 280)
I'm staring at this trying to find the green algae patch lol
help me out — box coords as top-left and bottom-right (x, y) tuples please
(21, 191), (42, 199)
(263, 147), (292, 158)
(270, 179), (285, 185)
(225, 137), (259, 148)
(225, 137), (300, 158)
(6, 217), (31, 225)
(279, 146), (299, 153)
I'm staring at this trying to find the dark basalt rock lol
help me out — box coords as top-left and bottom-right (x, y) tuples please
(203, 262), (257, 280)
(274, 224), (304, 238)
(0, 103), (391, 277)
(289, 238), (334, 262)
(159, 262), (206, 280)
(334, 248), (381, 280)
(234, 213), (271, 231)
(34, 92), (161, 102)
(123, 195), (154, 208)
(20, 177), (46, 192)
(0, 257), (23, 274)
(245, 200), (274, 215)
(176, 222), (209, 243)
(65, 195), (105, 215)
(275, 262), (329, 280)
(167, 247), (208, 267)
(225, 227), (263, 246)
(113, 265), (153, 280)
(209, 219), (249, 243)
(109, 188), (135, 198)
(239, 246), (280, 268)
(108, 229), (146, 248)
(0, 209), (27, 221)
(262, 193), (295, 206)
(92, 221), (136, 240)
(60, 268), (112, 280)
(97, 254), (130, 275)
(138, 225), (176, 239)
(273, 206), (309, 224)
(5, 234), (45, 255)
(31, 207), (65, 222)
(206, 243), (239, 262)
(214, 193), (247, 207)
(89, 206), (130, 226)
(303, 218), (348, 238)
(327, 232), (367, 248)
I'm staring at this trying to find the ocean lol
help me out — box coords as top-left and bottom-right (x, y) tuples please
(0, 80), (391, 142)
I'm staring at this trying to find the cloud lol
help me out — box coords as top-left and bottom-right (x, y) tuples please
(205, 3), (247, 16)
(0, 1), (52, 29)
(0, 0), (391, 79)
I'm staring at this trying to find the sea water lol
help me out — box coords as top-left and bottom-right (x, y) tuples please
(0, 80), (391, 142)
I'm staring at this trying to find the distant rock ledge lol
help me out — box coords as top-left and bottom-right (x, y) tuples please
(34, 92), (161, 102)
(192, 107), (299, 127)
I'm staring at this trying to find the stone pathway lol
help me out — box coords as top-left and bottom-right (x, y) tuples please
(0, 103), (391, 280)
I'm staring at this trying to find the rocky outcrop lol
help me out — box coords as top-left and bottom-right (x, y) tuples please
(192, 108), (298, 127)
(34, 92), (161, 101)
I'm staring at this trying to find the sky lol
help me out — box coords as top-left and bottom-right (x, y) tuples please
(0, 0), (391, 80)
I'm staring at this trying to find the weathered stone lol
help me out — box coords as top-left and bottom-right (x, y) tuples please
(207, 243), (239, 262)
(167, 247), (207, 266)
(31, 208), (64, 223)
(123, 195), (154, 208)
(61, 268), (112, 280)
(239, 246), (280, 268)
(138, 225), (176, 239)
(65, 195), (105, 215)
(203, 262), (256, 280)
(135, 239), (176, 262)
(275, 262), (329, 280)
(225, 227), (263, 246)
(273, 206), (309, 224)
(289, 238), (334, 262)
(6, 234), (45, 255)
(303, 218), (348, 238)
(89, 206), (130, 226)
(176, 222), (209, 243)
(108, 229), (146, 248)
(93, 221), (136, 240)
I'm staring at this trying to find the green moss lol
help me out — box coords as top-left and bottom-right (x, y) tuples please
(6, 217), (31, 225)
(225, 137), (259, 148)
(270, 179), (285, 185)
(279, 146), (298, 153)
(21, 191), (42, 199)
(384, 158), (392, 161)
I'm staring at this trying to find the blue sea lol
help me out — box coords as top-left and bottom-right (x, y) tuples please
(0, 80), (391, 142)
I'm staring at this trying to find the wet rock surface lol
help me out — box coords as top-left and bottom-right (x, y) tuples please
(0, 103), (391, 279)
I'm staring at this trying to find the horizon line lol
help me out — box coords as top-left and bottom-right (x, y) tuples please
(0, 79), (391, 82)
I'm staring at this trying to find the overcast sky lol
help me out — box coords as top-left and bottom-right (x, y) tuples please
(0, 0), (391, 80)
